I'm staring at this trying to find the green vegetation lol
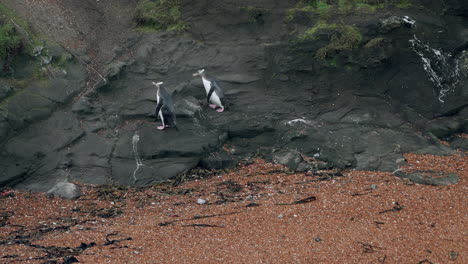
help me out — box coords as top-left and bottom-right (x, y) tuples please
(0, 3), (43, 55)
(0, 3), (73, 84)
(364, 37), (385, 48)
(0, 19), (22, 59)
(134, 0), (185, 32)
(241, 6), (267, 24)
(287, 0), (412, 21)
(328, 58), (338, 67)
(461, 54), (468, 74)
(299, 21), (362, 60)
(396, 0), (412, 9)
(315, 0), (331, 15)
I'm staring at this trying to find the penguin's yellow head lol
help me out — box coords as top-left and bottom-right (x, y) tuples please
(192, 69), (205, 77)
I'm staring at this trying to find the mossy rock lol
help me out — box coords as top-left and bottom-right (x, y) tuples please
(0, 18), (22, 59)
(240, 6), (267, 24)
(0, 79), (13, 100)
(461, 52), (468, 74)
(299, 22), (362, 60)
(134, 0), (185, 32)
(286, 0), (412, 21)
(364, 37), (386, 49)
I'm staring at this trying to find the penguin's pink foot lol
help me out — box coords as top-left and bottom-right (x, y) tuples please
(157, 125), (165, 130)
(209, 104), (217, 109)
(216, 107), (225, 113)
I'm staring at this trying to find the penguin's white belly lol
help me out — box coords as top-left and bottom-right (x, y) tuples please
(202, 79), (211, 94)
(202, 79), (223, 107)
(210, 92), (222, 107)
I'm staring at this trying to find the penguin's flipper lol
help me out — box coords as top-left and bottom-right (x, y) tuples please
(207, 85), (216, 104)
(211, 79), (224, 98)
(155, 102), (163, 121)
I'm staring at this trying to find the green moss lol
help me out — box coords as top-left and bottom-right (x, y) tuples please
(396, 0), (412, 8)
(328, 58), (338, 67)
(241, 6), (267, 24)
(270, 72), (277, 80)
(315, 0), (331, 15)
(299, 21), (362, 60)
(0, 20), (22, 59)
(461, 54), (468, 74)
(0, 3), (42, 54)
(285, 9), (296, 22)
(364, 37), (385, 48)
(134, 0), (185, 32)
(338, 0), (385, 13)
(299, 21), (334, 41)
(285, 0), (327, 21)
(6, 79), (27, 89)
(287, 0), (409, 21)
(356, 3), (383, 12)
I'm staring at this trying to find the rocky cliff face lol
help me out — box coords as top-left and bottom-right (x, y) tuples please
(0, 0), (467, 191)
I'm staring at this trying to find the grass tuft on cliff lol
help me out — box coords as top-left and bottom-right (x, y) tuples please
(286, 0), (412, 21)
(0, 3), (43, 54)
(0, 19), (22, 59)
(134, 0), (185, 32)
(299, 21), (362, 60)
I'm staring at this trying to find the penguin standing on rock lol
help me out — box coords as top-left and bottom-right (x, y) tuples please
(192, 69), (225, 112)
(152, 81), (177, 131)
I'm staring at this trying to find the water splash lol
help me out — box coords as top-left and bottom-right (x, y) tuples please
(286, 119), (311, 125)
(409, 35), (465, 103)
(132, 132), (143, 184)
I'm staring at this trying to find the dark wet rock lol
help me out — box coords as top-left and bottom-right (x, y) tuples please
(0, 50), (86, 141)
(29, 78), (82, 104)
(449, 251), (459, 261)
(72, 97), (95, 114)
(272, 150), (302, 171)
(296, 158), (329, 172)
(112, 157), (199, 185)
(379, 16), (406, 33)
(105, 61), (127, 80)
(108, 121), (225, 185)
(4, 111), (84, 155)
(1, 0), (467, 191)
(66, 133), (114, 184)
(445, 0), (468, 16)
(280, 122), (453, 171)
(296, 162), (312, 172)
(217, 73), (261, 84)
(393, 170), (460, 186)
(228, 118), (275, 139)
(200, 152), (239, 170)
(46, 181), (82, 199)
(70, 167), (111, 185)
(2, 91), (55, 130)
(0, 80), (13, 100)
(0, 116), (10, 143)
(426, 118), (464, 138)
(113, 123), (223, 159)
(80, 120), (107, 133)
(450, 136), (468, 150)
(0, 112), (84, 188)
(174, 96), (203, 117)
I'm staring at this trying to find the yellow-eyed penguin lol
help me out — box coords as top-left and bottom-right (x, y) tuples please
(152, 81), (177, 131)
(192, 69), (225, 112)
